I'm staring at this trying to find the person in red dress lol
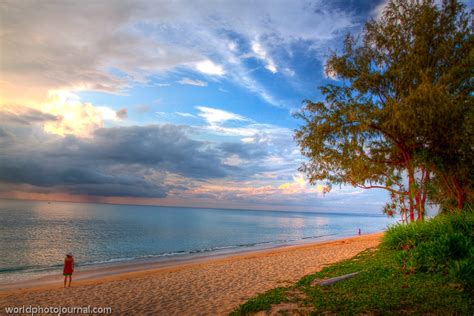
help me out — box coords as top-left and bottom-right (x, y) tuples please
(63, 252), (74, 288)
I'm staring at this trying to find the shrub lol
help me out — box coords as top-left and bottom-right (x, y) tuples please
(382, 211), (474, 288)
(413, 232), (471, 273)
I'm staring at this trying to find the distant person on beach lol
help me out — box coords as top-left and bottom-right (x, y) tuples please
(358, 228), (361, 235)
(63, 252), (74, 288)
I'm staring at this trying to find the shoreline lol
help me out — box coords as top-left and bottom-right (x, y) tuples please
(0, 231), (373, 292)
(1, 233), (383, 314)
(0, 232), (384, 298)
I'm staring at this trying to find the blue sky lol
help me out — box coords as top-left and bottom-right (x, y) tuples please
(0, 0), (430, 213)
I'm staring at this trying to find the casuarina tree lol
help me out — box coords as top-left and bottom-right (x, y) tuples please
(295, 0), (473, 222)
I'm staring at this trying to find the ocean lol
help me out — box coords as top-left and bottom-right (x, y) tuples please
(0, 199), (397, 285)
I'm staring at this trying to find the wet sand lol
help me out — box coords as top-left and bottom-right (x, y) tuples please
(0, 233), (383, 315)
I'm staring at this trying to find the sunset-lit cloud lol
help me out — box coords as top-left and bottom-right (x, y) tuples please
(278, 175), (330, 195)
(1, 90), (125, 138)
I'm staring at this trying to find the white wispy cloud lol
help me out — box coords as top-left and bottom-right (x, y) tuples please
(193, 105), (295, 154)
(196, 106), (248, 125)
(226, 67), (283, 107)
(175, 112), (197, 118)
(177, 77), (208, 87)
(250, 41), (278, 73)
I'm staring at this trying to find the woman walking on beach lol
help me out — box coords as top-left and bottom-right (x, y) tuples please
(63, 253), (74, 288)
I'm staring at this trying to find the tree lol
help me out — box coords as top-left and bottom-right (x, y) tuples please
(295, 0), (473, 222)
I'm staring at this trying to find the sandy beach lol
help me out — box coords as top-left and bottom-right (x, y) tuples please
(0, 233), (382, 315)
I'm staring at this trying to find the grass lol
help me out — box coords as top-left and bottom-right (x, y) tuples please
(231, 212), (474, 315)
(229, 287), (289, 315)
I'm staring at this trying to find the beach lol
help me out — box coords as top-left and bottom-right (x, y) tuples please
(0, 233), (382, 315)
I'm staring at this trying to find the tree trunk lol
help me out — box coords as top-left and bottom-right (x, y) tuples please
(420, 170), (429, 220)
(452, 176), (466, 210)
(415, 192), (423, 221)
(407, 166), (416, 223)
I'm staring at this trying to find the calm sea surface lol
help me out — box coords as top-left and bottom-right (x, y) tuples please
(0, 199), (397, 284)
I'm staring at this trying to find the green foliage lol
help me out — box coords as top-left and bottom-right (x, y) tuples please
(229, 287), (288, 315)
(412, 232), (471, 272)
(450, 255), (474, 289)
(383, 211), (474, 287)
(383, 211), (474, 250)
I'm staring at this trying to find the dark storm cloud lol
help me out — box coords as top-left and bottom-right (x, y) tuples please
(0, 159), (168, 198)
(0, 106), (58, 126)
(0, 124), (231, 198)
(55, 125), (228, 178)
(217, 142), (268, 160)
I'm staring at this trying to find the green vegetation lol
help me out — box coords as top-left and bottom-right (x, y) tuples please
(295, 0), (473, 222)
(230, 288), (289, 315)
(231, 212), (474, 315)
(384, 209), (474, 289)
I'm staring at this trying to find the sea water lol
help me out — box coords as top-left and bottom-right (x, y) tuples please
(0, 199), (397, 284)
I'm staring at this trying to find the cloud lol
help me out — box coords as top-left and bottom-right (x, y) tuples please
(177, 77), (208, 87)
(250, 41), (278, 73)
(0, 104), (296, 202)
(0, 2), (197, 101)
(38, 91), (124, 137)
(228, 41), (238, 52)
(0, 0), (358, 107)
(196, 106), (249, 125)
(222, 154), (244, 166)
(0, 105), (59, 126)
(0, 99), (111, 139)
(218, 142), (268, 160)
(0, 104), (388, 211)
(196, 111), (294, 146)
(0, 122), (236, 198)
(190, 107), (305, 183)
(226, 69), (283, 107)
(278, 175), (329, 195)
(175, 112), (197, 118)
(85, 125), (228, 178)
(191, 105), (302, 181)
(194, 60), (225, 76)
(116, 108), (128, 119)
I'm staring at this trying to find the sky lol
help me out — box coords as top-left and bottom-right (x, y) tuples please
(0, 0), (423, 213)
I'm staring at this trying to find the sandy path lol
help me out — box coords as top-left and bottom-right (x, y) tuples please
(0, 233), (382, 315)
